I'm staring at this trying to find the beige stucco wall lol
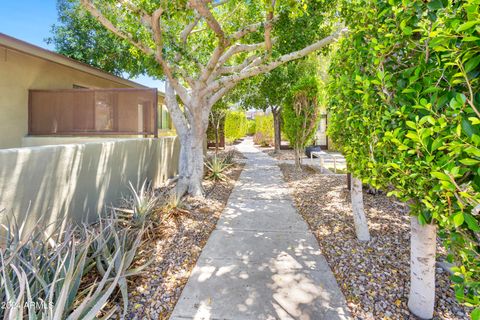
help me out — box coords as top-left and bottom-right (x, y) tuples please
(0, 46), (138, 149)
(0, 137), (179, 237)
(22, 136), (144, 147)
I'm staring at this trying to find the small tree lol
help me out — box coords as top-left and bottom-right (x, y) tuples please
(283, 75), (320, 168)
(208, 100), (228, 152)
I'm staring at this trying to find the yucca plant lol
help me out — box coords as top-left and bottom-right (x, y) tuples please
(205, 155), (232, 181)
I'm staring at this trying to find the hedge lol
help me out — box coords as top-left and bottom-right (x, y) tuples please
(253, 115), (274, 146)
(224, 111), (247, 143)
(328, 0), (479, 313)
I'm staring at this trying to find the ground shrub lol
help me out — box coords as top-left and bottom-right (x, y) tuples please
(224, 111), (247, 144)
(253, 115), (274, 146)
(246, 119), (256, 136)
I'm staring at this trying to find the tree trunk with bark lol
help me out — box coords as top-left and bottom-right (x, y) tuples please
(272, 106), (282, 153)
(408, 216), (436, 319)
(351, 177), (370, 241)
(166, 82), (210, 198)
(294, 143), (302, 169)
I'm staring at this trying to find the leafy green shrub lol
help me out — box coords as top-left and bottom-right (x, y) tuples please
(328, 0), (479, 314)
(224, 111), (247, 144)
(253, 115), (274, 146)
(246, 119), (256, 136)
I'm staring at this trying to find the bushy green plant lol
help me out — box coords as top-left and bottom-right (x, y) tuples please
(246, 119), (256, 136)
(253, 115), (274, 146)
(224, 111), (247, 144)
(328, 0), (479, 315)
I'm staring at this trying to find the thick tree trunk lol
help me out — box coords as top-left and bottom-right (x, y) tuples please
(176, 128), (206, 198)
(351, 177), (370, 241)
(272, 107), (281, 153)
(408, 216), (436, 319)
(165, 81), (208, 198)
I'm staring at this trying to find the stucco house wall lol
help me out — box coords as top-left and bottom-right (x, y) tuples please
(0, 33), (167, 149)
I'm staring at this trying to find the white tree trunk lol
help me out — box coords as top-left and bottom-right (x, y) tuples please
(408, 216), (436, 319)
(351, 177), (370, 241)
(165, 81), (208, 198)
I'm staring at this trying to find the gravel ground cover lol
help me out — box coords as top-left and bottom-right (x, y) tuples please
(118, 157), (244, 319)
(262, 146), (300, 161)
(279, 163), (470, 320)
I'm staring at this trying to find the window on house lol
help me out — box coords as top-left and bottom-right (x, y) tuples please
(158, 104), (171, 130)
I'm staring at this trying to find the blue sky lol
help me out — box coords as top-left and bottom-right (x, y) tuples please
(0, 1), (165, 89)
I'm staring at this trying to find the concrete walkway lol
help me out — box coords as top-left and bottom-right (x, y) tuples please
(170, 137), (350, 320)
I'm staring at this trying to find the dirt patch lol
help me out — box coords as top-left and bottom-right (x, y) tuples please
(122, 163), (244, 319)
(279, 163), (470, 320)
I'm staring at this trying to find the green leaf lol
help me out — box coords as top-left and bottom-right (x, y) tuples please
(453, 213), (464, 227)
(406, 121), (416, 129)
(464, 213), (480, 232)
(457, 21), (479, 32)
(460, 158), (480, 166)
(462, 118), (478, 138)
(471, 308), (480, 320)
(465, 56), (480, 73)
(403, 26), (413, 35)
(450, 274), (464, 284)
(431, 171), (450, 181)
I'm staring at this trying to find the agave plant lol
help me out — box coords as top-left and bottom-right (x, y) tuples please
(221, 150), (236, 165)
(89, 213), (151, 315)
(115, 180), (159, 230)
(205, 155), (232, 181)
(161, 193), (189, 219)
(0, 220), (122, 320)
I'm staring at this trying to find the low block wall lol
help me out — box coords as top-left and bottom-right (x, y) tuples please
(0, 137), (179, 236)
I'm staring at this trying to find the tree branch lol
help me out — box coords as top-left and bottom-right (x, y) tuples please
(216, 41), (267, 67)
(212, 54), (258, 77)
(181, 14), (201, 44)
(165, 80), (189, 135)
(189, 0), (226, 44)
(209, 28), (347, 92)
(264, 0), (276, 52)
(80, 0), (154, 56)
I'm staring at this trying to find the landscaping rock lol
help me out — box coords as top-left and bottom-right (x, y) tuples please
(116, 155), (244, 319)
(279, 163), (471, 320)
